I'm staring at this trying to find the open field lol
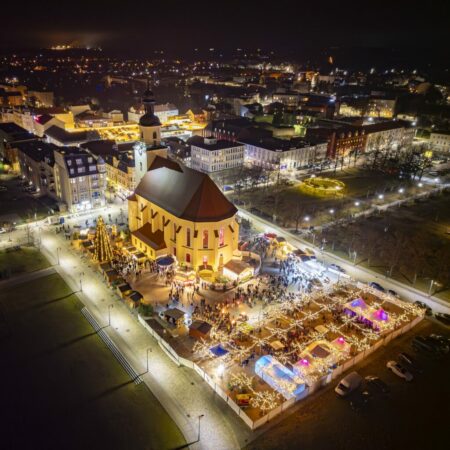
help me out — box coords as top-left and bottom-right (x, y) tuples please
(316, 190), (450, 301)
(231, 168), (436, 228)
(0, 272), (186, 450)
(0, 246), (50, 276)
(246, 318), (450, 450)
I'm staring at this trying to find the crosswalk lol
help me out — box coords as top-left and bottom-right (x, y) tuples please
(81, 307), (143, 385)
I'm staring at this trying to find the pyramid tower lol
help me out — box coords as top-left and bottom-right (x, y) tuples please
(93, 216), (114, 263)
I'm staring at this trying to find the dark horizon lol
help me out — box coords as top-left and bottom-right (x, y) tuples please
(1, 0), (449, 62)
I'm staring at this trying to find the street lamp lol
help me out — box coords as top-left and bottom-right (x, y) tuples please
(197, 414), (205, 442)
(428, 279), (434, 297)
(146, 348), (152, 373)
(354, 201), (360, 207)
(79, 272), (85, 292)
(304, 216), (310, 223)
(108, 304), (114, 326)
(418, 182), (423, 188)
(378, 194), (384, 200)
(329, 209), (335, 215)
(398, 188), (404, 194)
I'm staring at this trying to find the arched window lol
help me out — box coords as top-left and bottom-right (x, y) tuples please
(202, 230), (208, 249)
(186, 227), (191, 247)
(219, 227), (225, 247)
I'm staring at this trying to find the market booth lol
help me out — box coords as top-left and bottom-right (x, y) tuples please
(344, 298), (391, 331)
(223, 259), (254, 282)
(189, 320), (212, 340)
(255, 355), (306, 400)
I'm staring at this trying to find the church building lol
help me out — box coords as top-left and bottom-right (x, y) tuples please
(128, 156), (239, 275)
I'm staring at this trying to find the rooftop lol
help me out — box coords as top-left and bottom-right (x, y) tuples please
(189, 135), (243, 151)
(133, 156), (237, 222)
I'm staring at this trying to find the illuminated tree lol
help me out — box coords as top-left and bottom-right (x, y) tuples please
(93, 216), (114, 263)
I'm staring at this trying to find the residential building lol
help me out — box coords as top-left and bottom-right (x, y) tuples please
(45, 125), (100, 146)
(80, 140), (137, 195)
(0, 122), (37, 172)
(15, 141), (57, 197)
(272, 91), (300, 108)
(306, 124), (367, 159)
(128, 102), (178, 124)
(53, 148), (106, 212)
(363, 121), (415, 152)
(190, 136), (244, 173)
(430, 131), (450, 153)
(128, 156), (239, 274)
(241, 136), (328, 170)
(28, 90), (54, 108)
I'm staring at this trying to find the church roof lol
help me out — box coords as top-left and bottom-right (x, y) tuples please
(139, 113), (161, 127)
(134, 157), (237, 222)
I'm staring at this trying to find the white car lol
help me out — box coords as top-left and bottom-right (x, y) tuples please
(386, 360), (413, 381)
(0, 227), (6, 234)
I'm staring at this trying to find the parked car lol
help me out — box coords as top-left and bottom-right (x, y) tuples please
(414, 301), (433, 316)
(335, 371), (362, 396)
(386, 361), (413, 381)
(428, 334), (450, 353)
(412, 336), (439, 354)
(387, 289), (399, 298)
(365, 375), (390, 394)
(329, 264), (346, 274)
(0, 227), (6, 234)
(435, 313), (450, 325)
(398, 352), (422, 373)
(369, 282), (385, 292)
(350, 390), (372, 412)
(398, 352), (414, 366)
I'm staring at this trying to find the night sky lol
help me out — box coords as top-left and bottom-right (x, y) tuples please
(1, 0), (449, 57)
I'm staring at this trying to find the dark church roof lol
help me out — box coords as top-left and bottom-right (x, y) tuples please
(133, 156), (237, 222)
(139, 113), (161, 127)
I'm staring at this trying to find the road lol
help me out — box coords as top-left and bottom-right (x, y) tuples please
(238, 208), (450, 314)
(35, 225), (253, 450)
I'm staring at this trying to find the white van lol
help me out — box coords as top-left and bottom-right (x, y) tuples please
(335, 371), (362, 397)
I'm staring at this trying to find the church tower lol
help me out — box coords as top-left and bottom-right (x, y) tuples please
(134, 81), (168, 187)
(139, 80), (162, 146)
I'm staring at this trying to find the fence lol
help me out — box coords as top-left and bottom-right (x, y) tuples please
(137, 312), (423, 430)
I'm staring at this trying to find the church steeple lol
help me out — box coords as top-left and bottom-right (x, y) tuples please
(138, 79), (162, 146)
(139, 79), (160, 127)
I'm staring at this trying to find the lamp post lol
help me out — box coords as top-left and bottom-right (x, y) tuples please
(197, 414), (205, 442)
(79, 272), (85, 292)
(428, 279), (434, 297)
(146, 348), (152, 373)
(108, 304), (114, 326)
(56, 247), (61, 265)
